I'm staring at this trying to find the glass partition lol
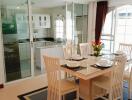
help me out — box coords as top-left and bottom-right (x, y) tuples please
(0, 0), (31, 82)
(66, 3), (88, 52)
(31, 4), (66, 76)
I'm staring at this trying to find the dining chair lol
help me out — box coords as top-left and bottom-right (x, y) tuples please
(63, 42), (78, 59)
(118, 43), (132, 62)
(63, 45), (79, 81)
(119, 43), (132, 99)
(129, 67), (132, 99)
(43, 55), (79, 100)
(79, 43), (91, 58)
(63, 45), (72, 59)
(92, 54), (127, 100)
(124, 66), (132, 99)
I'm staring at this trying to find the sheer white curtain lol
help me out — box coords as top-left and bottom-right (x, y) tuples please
(87, 1), (97, 54)
(87, 1), (97, 42)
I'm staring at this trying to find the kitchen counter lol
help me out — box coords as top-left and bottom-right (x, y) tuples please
(18, 37), (56, 43)
(34, 46), (64, 74)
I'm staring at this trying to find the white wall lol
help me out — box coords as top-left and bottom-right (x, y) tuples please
(49, 6), (66, 38)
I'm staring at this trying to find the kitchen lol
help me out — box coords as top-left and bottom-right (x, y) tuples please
(1, 0), (88, 82)
(1, 3), (66, 82)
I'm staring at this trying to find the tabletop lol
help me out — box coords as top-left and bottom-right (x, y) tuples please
(60, 55), (114, 80)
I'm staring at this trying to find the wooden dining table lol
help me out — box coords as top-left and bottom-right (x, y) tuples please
(60, 55), (114, 100)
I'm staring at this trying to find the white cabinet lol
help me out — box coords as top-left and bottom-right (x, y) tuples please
(16, 14), (50, 31)
(32, 14), (50, 29)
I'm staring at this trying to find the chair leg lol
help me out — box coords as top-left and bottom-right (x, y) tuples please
(108, 91), (112, 100)
(62, 95), (65, 100)
(76, 88), (79, 100)
(128, 80), (131, 99)
(128, 87), (132, 99)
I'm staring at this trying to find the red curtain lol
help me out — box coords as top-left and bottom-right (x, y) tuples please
(95, 1), (108, 44)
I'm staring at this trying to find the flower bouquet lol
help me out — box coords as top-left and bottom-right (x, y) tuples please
(92, 41), (103, 57)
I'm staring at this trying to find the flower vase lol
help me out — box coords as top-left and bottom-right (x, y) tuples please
(93, 50), (100, 57)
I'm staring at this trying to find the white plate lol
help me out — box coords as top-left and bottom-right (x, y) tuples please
(66, 61), (80, 68)
(114, 51), (123, 55)
(72, 55), (83, 60)
(96, 63), (112, 68)
(96, 60), (113, 68)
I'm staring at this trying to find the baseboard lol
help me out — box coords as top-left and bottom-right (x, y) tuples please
(0, 84), (4, 89)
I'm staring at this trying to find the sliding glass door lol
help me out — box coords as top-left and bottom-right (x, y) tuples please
(0, 0), (32, 82)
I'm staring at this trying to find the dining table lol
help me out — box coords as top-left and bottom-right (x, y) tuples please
(60, 55), (115, 100)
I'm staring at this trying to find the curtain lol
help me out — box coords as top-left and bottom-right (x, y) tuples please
(95, 1), (108, 43)
(87, 1), (97, 53)
(87, 1), (97, 42)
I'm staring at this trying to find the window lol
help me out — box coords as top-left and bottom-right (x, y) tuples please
(114, 5), (132, 51)
(101, 11), (115, 53)
(101, 5), (132, 53)
(55, 15), (64, 39)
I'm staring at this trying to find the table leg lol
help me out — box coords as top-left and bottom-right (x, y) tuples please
(79, 79), (92, 100)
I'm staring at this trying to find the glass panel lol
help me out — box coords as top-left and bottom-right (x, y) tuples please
(74, 3), (88, 44)
(0, 0), (31, 82)
(32, 4), (66, 76)
(66, 3), (88, 53)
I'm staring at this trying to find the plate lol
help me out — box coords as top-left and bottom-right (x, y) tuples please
(66, 61), (80, 68)
(96, 63), (112, 68)
(113, 51), (123, 55)
(95, 60), (113, 68)
(72, 55), (83, 60)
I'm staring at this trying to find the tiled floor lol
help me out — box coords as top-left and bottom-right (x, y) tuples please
(20, 60), (42, 78)
(0, 75), (47, 100)
(0, 74), (130, 100)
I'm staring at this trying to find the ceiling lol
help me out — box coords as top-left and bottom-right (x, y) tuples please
(33, 0), (97, 8)
(0, 0), (101, 8)
(32, 0), (66, 8)
(1, 0), (131, 8)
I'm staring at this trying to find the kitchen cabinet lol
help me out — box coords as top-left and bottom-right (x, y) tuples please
(32, 14), (50, 29)
(16, 14), (50, 32)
